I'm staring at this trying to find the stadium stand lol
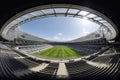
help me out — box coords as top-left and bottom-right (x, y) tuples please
(0, 39), (120, 80)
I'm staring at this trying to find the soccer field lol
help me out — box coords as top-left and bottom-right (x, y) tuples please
(32, 46), (84, 59)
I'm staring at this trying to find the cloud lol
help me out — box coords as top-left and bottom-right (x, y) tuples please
(58, 33), (63, 36)
(61, 37), (72, 41)
(53, 36), (59, 40)
(81, 27), (91, 36)
(48, 33), (72, 42)
(53, 32), (63, 40)
(83, 31), (90, 36)
(54, 37), (72, 42)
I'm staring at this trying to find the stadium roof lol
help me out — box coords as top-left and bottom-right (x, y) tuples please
(0, 0), (120, 41)
(0, 4), (118, 41)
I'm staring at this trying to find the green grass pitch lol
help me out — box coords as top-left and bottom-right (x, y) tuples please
(32, 46), (84, 59)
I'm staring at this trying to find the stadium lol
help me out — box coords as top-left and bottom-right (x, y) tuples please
(0, 0), (120, 80)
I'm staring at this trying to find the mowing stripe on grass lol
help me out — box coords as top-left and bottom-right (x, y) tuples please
(32, 46), (84, 59)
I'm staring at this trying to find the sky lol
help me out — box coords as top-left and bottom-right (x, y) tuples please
(20, 17), (100, 42)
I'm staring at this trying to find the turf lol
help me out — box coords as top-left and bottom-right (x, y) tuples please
(32, 46), (84, 59)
